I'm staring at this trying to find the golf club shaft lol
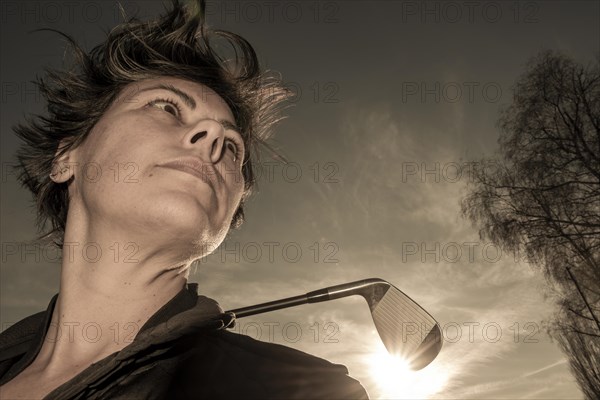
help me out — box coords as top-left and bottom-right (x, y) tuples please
(226, 278), (385, 318)
(226, 294), (309, 318)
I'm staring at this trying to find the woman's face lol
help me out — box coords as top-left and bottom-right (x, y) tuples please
(58, 77), (246, 257)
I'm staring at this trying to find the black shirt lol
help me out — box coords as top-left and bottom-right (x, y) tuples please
(0, 283), (369, 399)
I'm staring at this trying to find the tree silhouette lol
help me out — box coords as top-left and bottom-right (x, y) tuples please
(462, 51), (599, 398)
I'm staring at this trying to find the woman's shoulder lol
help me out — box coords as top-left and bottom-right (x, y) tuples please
(0, 295), (57, 361)
(165, 328), (370, 399)
(0, 310), (47, 384)
(0, 312), (45, 353)
(209, 329), (352, 370)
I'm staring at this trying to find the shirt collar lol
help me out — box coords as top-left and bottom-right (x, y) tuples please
(0, 282), (224, 385)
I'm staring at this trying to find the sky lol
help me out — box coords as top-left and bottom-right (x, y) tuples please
(1, 1), (599, 399)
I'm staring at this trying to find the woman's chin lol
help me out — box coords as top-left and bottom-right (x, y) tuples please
(139, 195), (227, 246)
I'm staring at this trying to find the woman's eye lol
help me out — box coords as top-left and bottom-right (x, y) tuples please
(149, 100), (180, 118)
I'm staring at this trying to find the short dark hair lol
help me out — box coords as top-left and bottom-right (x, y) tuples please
(14, 0), (290, 246)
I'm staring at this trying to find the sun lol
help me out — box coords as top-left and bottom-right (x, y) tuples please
(367, 343), (448, 399)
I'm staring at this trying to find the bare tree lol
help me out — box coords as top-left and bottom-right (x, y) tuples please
(462, 51), (599, 398)
(552, 292), (600, 400)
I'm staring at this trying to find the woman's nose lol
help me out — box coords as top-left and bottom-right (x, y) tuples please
(185, 119), (225, 164)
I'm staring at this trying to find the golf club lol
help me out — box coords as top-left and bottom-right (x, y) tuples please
(226, 278), (443, 370)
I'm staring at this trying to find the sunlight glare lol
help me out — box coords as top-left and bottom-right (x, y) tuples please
(367, 343), (448, 399)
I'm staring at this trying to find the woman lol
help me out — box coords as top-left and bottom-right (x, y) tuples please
(0, 1), (368, 398)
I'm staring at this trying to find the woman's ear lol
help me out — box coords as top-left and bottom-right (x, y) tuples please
(49, 140), (77, 183)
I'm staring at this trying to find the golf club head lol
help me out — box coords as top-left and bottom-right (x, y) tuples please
(359, 279), (443, 370)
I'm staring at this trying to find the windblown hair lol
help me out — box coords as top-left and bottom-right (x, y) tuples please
(14, 0), (290, 246)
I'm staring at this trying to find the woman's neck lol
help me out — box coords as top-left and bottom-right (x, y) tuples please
(30, 218), (189, 378)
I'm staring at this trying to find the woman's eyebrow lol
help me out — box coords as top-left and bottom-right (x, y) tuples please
(136, 83), (242, 134)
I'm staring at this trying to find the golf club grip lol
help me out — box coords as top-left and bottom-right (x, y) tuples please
(226, 294), (309, 318)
